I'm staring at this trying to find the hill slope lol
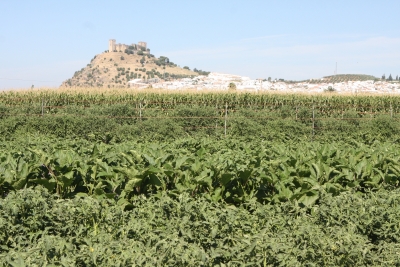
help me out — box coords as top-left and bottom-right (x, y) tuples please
(61, 51), (198, 88)
(321, 74), (377, 83)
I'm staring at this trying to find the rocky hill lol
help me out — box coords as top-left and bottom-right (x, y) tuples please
(61, 51), (200, 88)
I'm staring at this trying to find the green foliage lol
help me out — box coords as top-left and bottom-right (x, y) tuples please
(2, 91), (400, 263)
(124, 48), (134, 55)
(1, 137), (400, 205)
(154, 56), (169, 67)
(325, 86), (336, 92)
(323, 74), (377, 83)
(1, 187), (400, 265)
(193, 68), (210, 76)
(1, 92), (400, 142)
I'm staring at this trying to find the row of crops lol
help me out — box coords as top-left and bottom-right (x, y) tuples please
(3, 91), (400, 121)
(2, 90), (400, 107)
(1, 90), (400, 265)
(1, 107), (398, 143)
(1, 137), (400, 265)
(2, 91), (400, 142)
(2, 137), (400, 205)
(2, 186), (400, 266)
(322, 74), (378, 83)
(2, 97), (400, 115)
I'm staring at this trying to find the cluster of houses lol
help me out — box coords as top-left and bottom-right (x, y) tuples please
(128, 72), (400, 94)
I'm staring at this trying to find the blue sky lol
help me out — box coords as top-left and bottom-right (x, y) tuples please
(0, 0), (399, 88)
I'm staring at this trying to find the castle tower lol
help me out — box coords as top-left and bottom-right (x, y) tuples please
(108, 39), (116, 52)
(138, 41), (147, 49)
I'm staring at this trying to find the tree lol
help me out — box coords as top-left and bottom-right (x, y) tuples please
(268, 77), (272, 82)
(183, 66), (190, 70)
(154, 56), (169, 67)
(326, 86), (336, 92)
(388, 74), (393, 81)
(382, 74), (386, 80)
(137, 50), (144, 55)
(228, 82), (236, 91)
(396, 75), (398, 81)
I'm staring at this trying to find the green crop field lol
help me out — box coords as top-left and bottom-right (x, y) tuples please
(322, 74), (378, 83)
(1, 89), (400, 266)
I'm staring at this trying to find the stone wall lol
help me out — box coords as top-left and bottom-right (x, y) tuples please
(108, 39), (147, 52)
(115, 43), (128, 52)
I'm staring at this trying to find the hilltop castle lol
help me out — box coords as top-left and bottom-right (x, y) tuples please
(108, 39), (147, 53)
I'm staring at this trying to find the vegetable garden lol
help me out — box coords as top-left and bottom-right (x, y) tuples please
(1, 90), (400, 266)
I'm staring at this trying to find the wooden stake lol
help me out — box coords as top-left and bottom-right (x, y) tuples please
(390, 103), (393, 118)
(312, 105), (315, 139)
(216, 104), (218, 132)
(139, 101), (142, 121)
(224, 102), (228, 137)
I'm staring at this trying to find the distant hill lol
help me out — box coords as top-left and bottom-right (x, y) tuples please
(61, 51), (207, 88)
(321, 74), (377, 83)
